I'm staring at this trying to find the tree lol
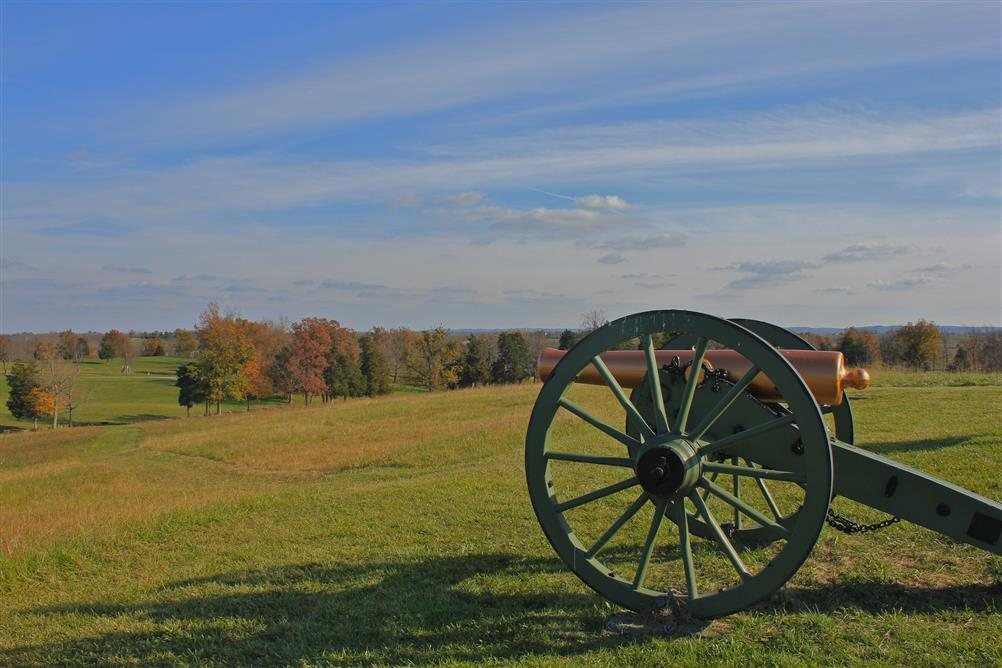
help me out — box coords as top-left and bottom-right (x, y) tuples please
(38, 356), (77, 428)
(836, 327), (870, 366)
(74, 337), (91, 361)
(491, 331), (534, 384)
(376, 327), (418, 383)
(893, 320), (943, 370)
(173, 328), (198, 357)
(406, 326), (461, 391)
(269, 346), (296, 403)
(57, 330), (78, 360)
(5, 362), (45, 429)
(98, 329), (133, 372)
(558, 329), (578, 351)
(0, 335), (10, 374)
(142, 337), (166, 356)
(33, 339), (54, 361)
(359, 334), (391, 396)
(287, 318), (334, 405)
(580, 310), (608, 334)
(195, 304), (256, 414)
(326, 353), (367, 401)
(175, 362), (209, 417)
(459, 333), (492, 387)
(948, 344), (972, 372)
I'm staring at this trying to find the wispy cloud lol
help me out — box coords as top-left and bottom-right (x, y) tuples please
(867, 277), (935, 292)
(716, 260), (820, 289)
(102, 264), (152, 275)
(822, 242), (913, 263)
(598, 253), (627, 265)
(442, 191), (484, 206)
(590, 234), (687, 251)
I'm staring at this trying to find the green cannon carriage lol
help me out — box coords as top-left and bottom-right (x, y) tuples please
(525, 310), (1001, 619)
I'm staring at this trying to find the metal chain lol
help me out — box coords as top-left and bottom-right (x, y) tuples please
(825, 508), (901, 534)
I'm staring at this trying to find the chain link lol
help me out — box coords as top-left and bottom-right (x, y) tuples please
(825, 508), (901, 534)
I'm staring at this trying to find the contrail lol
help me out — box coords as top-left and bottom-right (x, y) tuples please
(527, 187), (576, 202)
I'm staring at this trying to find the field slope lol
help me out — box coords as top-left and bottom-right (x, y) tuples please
(1, 381), (1000, 666)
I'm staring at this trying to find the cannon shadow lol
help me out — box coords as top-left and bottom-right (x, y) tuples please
(3, 553), (620, 665)
(6, 550), (999, 664)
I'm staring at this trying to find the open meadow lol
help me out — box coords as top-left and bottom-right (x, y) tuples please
(0, 373), (1000, 665)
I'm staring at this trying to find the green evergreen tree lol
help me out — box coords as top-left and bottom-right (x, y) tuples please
(175, 363), (209, 417)
(327, 353), (367, 400)
(558, 329), (578, 350)
(5, 361), (43, 421)
(491, 331), (534, 384)
(359, 335), (391, 396)
(460, 334), (492, 387)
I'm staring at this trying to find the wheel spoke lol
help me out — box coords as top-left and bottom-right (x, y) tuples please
(642, 334), (670, 434)
(670, 499), (697, 600)
(591, 356), (656, 440)
(554, 476), (640, 513)
(732, 456), (742, 530)
(698, 479), (791, 538)
(546, 451), (633, 468)
(699, 469), (720, 501)
(702, 461), (805, 483)
(690, 492), (751, 581)
(557, 397), (642, 450)
(633, 497), (668, 589)
(586, 491), (649, 558)
(675, 337), (708, 435)
(696, 413), (797, 458)
(687, 365), (760, 441)
(745, 458), (783, 519)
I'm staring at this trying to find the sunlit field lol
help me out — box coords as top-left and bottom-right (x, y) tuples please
(0, 375), (999, 665)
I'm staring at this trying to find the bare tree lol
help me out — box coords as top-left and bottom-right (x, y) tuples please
(580, 309), (608, 333)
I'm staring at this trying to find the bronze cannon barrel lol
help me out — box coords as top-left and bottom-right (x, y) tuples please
(537, 348), (870, 405)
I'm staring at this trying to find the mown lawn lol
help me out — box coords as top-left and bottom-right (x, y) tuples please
(0, 377), (999, 665)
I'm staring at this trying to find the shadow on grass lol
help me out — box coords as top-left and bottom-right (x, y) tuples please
(8, 551), (1000, 664)
(112, 413), (175, 423)
(4, 553), (620, 665)
(768, 580), (1001, 615)
(864, 436), (970, 455)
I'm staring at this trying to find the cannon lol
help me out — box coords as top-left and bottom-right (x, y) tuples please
(525, 310), (1001, 619)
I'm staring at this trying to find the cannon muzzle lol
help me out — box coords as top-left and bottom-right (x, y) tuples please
(537, 347), (869, 405)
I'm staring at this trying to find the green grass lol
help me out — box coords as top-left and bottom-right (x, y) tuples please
(0, 377), (999, 665)
(1, 356), (313, 430)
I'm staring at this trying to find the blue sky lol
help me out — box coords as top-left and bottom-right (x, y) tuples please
(2, 1), (1000, 332)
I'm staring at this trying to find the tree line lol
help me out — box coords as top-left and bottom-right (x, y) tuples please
(4, 310), (1001, 430)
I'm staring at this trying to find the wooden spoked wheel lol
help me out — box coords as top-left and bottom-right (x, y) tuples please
(525, 310), (833, 618)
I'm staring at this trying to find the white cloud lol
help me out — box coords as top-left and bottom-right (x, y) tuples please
(576, 194), (632, 210)
(867, 277), (935, 291)
(716, 260), (820, 289)
(598, 253), (627, 265)
(822, 243), (913, 263)
(443, 191), (485, 206)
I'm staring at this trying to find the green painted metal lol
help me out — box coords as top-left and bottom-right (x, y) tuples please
(525, 310), (833, 618)
(525, 309), (1002, 619)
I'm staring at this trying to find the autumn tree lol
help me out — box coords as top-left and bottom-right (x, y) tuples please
(0, 335), (10, 374)
(195, 304), (255, 414)
(558, 329), (578, 350)
(836, 327), (882, 366)
(893, 320), (943, 370)
(33, 339), (54, 361)
(142, 337), (166, 356)
(286, 318), (334, 405)
(6, 362), (45, 429)
(491, 331), (534, 384)
(375, 327), (418, 383)
(173, 328), (198, 357)
(406, 326), (461, 391)
(57, 330), (78, 360)
(459, 333), (492, 387)
(98, 329), (133, 372)
(359, 334), (391, 396)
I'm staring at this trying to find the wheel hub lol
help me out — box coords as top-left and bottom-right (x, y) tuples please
(635, 438), (700, 497)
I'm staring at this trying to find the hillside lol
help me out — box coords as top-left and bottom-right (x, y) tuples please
(1, 381), (1000, 665)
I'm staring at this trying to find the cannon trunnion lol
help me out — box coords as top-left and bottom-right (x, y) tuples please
(524, 310), (1001, 619)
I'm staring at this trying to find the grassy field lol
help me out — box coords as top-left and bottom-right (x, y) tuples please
(0, 356), (331, 430)
(0, 373), (1000, 665)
